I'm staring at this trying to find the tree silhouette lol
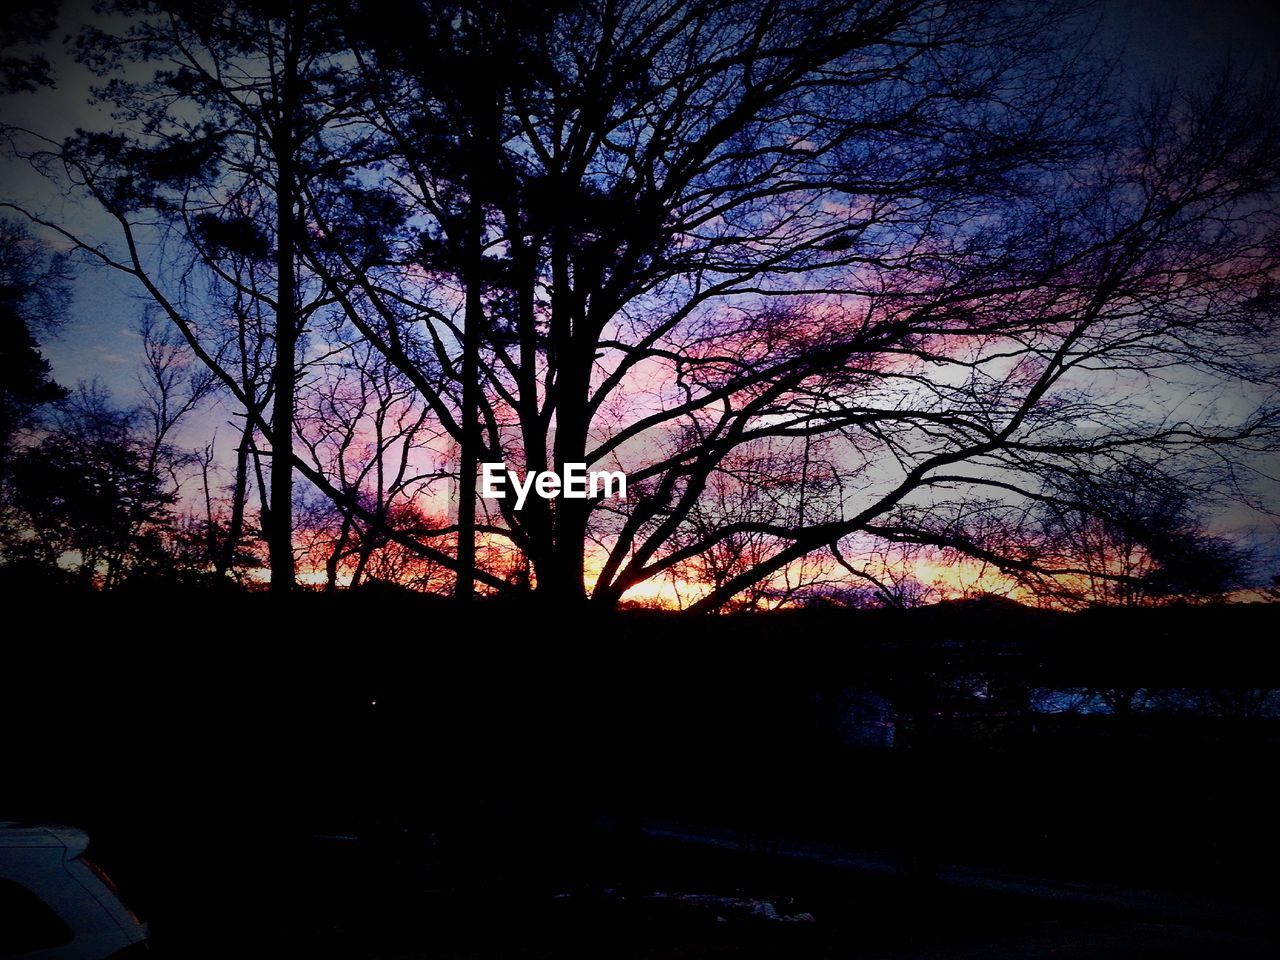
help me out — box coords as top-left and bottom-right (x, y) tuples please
(328, 1), (1280, 605)
(7, 1), (1280, 605)
(7, 387), (177, 588)
(22, 0), (369, 592)
(0, 3), (59, 94)
(294, 337), (449, 590)
(1027, 462), (1248, 607)
(0, 218), (69, 511)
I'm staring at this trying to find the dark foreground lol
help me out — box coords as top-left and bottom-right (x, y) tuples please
(4, 594), (1279, 957)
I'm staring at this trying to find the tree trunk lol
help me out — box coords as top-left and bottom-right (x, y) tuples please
(453, 74), (503, 600)
(513, 239), (552, 587)
(547, 336), (590, 603)
(216, 416), (254, 582)
(325, 512), (353, 592)
(351, 543), (373, 588)
(268, 30), (299, 595)
(453, 199), (484, 600)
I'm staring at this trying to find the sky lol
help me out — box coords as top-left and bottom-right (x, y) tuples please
(5, 0), (1275, 395)
(1098, 0), (1280, 572)
(1111, 0), (1280, 76)
(3, 0), (1280, 594)
(5, 0), (1277, 373)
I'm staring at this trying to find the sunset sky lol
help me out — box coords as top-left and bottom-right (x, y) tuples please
(4, 0), (1280, 602)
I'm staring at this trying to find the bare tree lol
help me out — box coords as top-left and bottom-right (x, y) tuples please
(4, 0), (370, 592)
(8, 1), (1280, 605)
(7, 385), (177, 588)
(1, 0), (514, 594)
(295, 336), (451, 589)
(1021, 461), (1249, 607)
(328, 1), (1280, 606)
(137, 311), (216, 483)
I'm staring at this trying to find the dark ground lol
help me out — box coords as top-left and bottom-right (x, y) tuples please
(3, 594), (1279, 957)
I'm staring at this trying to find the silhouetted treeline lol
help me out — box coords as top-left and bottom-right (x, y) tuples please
(4, 1), (1279, 605)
